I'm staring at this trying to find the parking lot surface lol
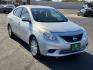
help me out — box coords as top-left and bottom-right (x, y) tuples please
(0, 9), (93, 70)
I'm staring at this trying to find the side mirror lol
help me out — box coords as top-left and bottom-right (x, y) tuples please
(22, 17), (31, 23)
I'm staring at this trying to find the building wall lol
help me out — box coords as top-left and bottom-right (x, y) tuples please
(1, 0), (26, 2)
(21, 0), (27, 2)
(3, 0), (15, 2)
(52, 0), (62, 2)
(31, 1), (83, 9)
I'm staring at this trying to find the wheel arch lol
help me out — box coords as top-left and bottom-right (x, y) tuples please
(7, 23), (10, 29)
(29, 34), (37, 44)
(29, 34), (42, 58)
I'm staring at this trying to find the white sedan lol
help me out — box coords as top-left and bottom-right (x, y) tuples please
(7, 5), (88, 58)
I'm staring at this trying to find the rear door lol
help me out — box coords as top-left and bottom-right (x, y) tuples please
(11, 7), (23, 36)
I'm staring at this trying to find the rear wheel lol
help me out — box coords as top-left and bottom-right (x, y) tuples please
(29, 36), (41, 58)
(8, 25), (13, 38)
(77, 12), (81, 16)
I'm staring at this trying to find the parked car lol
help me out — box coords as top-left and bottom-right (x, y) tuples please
(78, 2), (93, 17)
(3, 4), (15, 14)
(0, 5), (4, 13)
(7, 5), (88, 58)
(0, 4), (15, 14)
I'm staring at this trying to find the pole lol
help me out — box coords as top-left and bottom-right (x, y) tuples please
(27, 0), (30, 4)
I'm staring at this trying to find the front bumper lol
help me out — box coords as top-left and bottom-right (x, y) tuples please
(46, 44), (88, 57)
(38, 34), (88, 57)
(86, 10), (93, 16)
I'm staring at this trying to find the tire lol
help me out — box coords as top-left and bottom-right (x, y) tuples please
(82, 12), (88, 17)
(29, 36), (41, 58)
(8, 25), (13, 38)
(77, 12), (81, 16)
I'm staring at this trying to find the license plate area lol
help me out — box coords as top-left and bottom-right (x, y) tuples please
(71, 43), (80, 51)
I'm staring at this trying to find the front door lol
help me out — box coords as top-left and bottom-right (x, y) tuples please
(19, 7), (32, 42)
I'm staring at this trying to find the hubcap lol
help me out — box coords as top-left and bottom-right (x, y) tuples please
(8, 26), (12, 36)
(30, 39), (38, 56)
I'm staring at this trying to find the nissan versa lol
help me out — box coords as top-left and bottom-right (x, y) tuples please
(7, 5), (88, 58)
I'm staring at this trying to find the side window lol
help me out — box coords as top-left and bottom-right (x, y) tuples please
(13, 7), (23, 18)
(21, 8), (31, 20)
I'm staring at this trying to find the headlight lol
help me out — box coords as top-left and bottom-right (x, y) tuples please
(83, 29), (88, 40)
(84, 32), (88, 38)
(38, 26), (57, 41)
(43, 32), (57, 41)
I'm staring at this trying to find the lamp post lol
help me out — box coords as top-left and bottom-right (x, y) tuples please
(0, 0), (2, 4)
(27, 0), (30, 4)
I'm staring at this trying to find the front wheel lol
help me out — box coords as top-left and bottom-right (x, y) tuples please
(29, 36), (41, 58)
(82, 12), (88, 17)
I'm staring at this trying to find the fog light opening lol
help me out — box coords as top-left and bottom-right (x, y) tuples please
(48, 49), (56, 53)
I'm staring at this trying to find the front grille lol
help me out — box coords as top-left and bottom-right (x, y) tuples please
(60, 33), (83, 42)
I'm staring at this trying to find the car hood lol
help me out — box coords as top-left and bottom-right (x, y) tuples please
(35, 21), (83, 32)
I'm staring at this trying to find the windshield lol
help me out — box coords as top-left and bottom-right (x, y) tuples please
(31, 8), (68, 22)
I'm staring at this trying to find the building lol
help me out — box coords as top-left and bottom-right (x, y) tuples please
(33, 0), (84, 2)
(52, 0), (62, 2)
(35, 0), (62, 2)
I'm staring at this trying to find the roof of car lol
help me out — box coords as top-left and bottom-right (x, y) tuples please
(19, 5), (54, 9)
